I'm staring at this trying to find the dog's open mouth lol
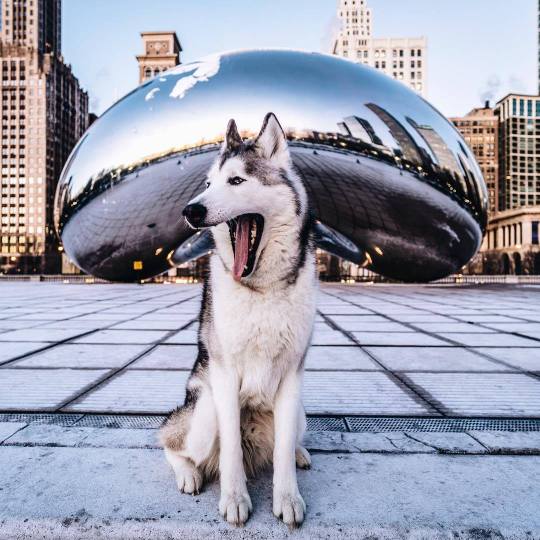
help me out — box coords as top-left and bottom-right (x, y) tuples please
(227, 213), (264, 281)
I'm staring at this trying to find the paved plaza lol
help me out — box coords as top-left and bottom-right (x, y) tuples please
(0, 282), (539, 418)
(1, 282), (540, 539)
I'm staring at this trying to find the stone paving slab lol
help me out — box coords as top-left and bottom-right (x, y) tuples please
(0, 422), (26, 443)
(1, 282), (540, 419)
(0, 342), (50, 365)
(0, 320), (47, 330)
(0, 369), (109, 411)
(453, 314), (527, 322)
(332, 321), (413, 332)
(111, 319), (193, 330)
(4, 423), (159, 449)
(129, 345), (199, 369)
(469, 430), (540, 454)
(65, 370), (190, 413)
(0, 328), (87, 342)
(304, 346), (379, 370)
(351, 332), (448, 346)
(74, 329), (170, 344)
(36, 321), (105, 331)
(303, 372), (433, 415)
(11, 344), (147, 369)
(0, 444), (538, 539)
(438, 332), (540, 347)
(365, 346), (509, 372)
(326, 314), (389, 324)
(311, 329), (355, 345)
(473, 347), (540, 371)
(411, 322), (496, 333)
(163, 329), (199, 344)
(405, 372), (540, 416)
(485, 322), (540, 332)
(403, 432), (486, 453)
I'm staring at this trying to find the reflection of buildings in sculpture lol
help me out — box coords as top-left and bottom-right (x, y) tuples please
(332, 0), (427, 96)
(365, 104), (422, 165)
(366, 105), (484, 220)
(0, 0), (89, 274)
(339, 116), (384, 146)
(450, 104), (498, 214)
(406, 117), (460, 173)
(406, 116), (471, 200)
(316, 250), (376, 282)
(137, 31), (182, 84)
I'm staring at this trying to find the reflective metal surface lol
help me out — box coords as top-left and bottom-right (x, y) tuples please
(55, 49), (487, 282)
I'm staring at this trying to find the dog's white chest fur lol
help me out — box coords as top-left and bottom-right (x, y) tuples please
(211, 257), (316, 408)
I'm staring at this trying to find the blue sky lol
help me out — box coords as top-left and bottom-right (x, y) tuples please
(63, 0), (537, 118)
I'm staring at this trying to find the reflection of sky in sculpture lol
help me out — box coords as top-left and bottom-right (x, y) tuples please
(61, 50), (485, 207)
(55, 49), (487, 283)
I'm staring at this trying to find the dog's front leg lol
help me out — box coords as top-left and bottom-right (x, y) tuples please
(211, 364), (251, 526)
(273, 369), (306, 527)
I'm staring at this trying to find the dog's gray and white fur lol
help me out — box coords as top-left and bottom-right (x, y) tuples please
(159, 113), (317, 527)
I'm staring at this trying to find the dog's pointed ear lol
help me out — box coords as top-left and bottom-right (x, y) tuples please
(255, 112), (289, 164)
(222, 118), (243, 153)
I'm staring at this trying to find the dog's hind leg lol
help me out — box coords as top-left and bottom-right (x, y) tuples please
(164, 449), (203, 494)
(295, 403), (311, 470)
(160, 384), (217, 494)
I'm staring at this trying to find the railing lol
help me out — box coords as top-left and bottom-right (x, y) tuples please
(434, 275), (540, 285)
(0, 275), (111, 284)
(0, 274), (201, 284)
(0, 274), (539, 285)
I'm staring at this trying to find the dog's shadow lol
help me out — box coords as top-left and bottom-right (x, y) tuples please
(155, 458), (315, 531)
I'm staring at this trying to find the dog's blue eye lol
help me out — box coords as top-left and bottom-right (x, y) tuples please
(228, 176), (246, 186)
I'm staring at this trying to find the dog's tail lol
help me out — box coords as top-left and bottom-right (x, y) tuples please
(240, 408), (274, 477)
(200, 407), (274, 480)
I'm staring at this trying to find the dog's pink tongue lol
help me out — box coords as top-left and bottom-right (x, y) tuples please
(232, 217), (250, 281)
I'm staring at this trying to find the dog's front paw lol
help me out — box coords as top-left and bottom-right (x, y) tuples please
(273, 489), (306, 527)
(219, 490), (252, 526)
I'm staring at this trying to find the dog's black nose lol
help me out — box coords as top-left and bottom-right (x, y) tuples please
(182, 203), (207, 227)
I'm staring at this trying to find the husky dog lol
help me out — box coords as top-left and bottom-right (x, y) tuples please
(160, 112), (317, 527)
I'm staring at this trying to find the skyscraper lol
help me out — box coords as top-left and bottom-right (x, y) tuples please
(496, 94), (540, 211)
(0, 0), (88, 274)
(459, 96), (540, 275)
(136, 31), (181, 84)
(450, 104), (499, 214)
(332, 0), (427, 96)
